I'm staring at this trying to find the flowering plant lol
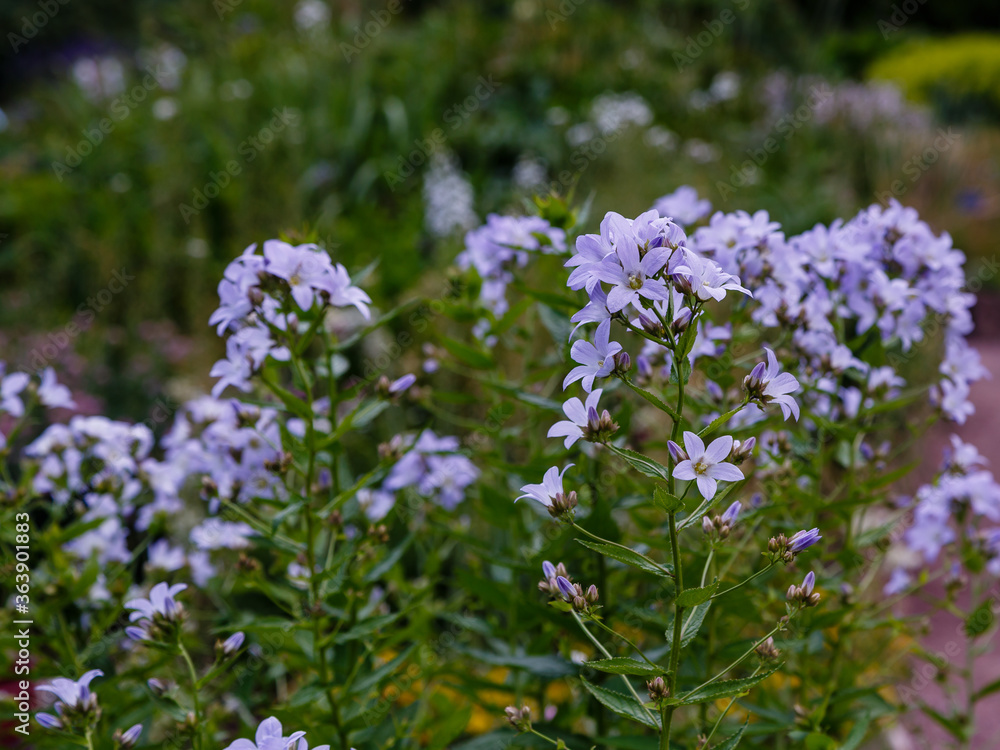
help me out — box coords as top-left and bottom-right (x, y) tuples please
(3, 187), (998, 749)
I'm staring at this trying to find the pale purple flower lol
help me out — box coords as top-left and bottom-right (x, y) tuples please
(548, 389), (603, 449)
(38, 368), (76, 410)
(720, 500), (741, 526)
(788, 528), (822, 554)
(119, 724), (143, 747)
(223, 716), (330, 750)
(0, 369), (29, 416)
(673, 252), (751, 302)
(593, 213), (672, 312)
(222, 632), (246, 655)
(516, 464), (573, 508)
(37, 669), (103, 728)
(124, 582), (187, 640)
(672, 431), (744, 500)
(388, 373), (416, 394)
(563, 320), (622, 392)
(37, 669), (103, 710)
(745, 348), (800, 421)
(653, 185), (711, 226)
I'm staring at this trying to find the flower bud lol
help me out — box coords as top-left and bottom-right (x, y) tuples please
(505, 705), (532, 732)
(639, 312), (665, 338)
(585, 584), (600, 603)
(667, 440), (688, 463)
(548, 490), (578, 518)
(220, 631), (245, 657)
(647, 675), (670, 703)
(114, 724), (143, 749)
(755, 636), (780, 661)
(613, 350), (631, 376)
(730, 437), (756, 465)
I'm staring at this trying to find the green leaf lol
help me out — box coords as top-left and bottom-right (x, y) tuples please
(580, 677), (661, 729)
(676, 665), (781, 705)
(666, 601), (712, 654)
(584, 657), (665, 677)
(608, 445), (671, 481)
(653, 485), (684, 513)
(577, 538), (673, 578)
(623, 378), (680, 420)
(965, 598), (995, 638)
(676, 580), (720, 608)
(974, 676), (1000, 701)
(712, 720), (749, 749)
(437, 334), (495, 369)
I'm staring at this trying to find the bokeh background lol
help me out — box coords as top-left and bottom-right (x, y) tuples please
(2, 0), (999, 421)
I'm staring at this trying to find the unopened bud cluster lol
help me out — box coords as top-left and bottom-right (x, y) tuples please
(583, 406), (619, 444)
(504, 704), (532, 732)
(646, 675), (670, 704)
(787, 571), (821, 607)
(755, 636), (781, 662)
(548, 490), (578, 518)
(767, 528), (822, 563)
(703, 500), (741, 540)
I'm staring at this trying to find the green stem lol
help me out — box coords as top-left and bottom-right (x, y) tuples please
(178, 642), (202, 750)
(709, 562), (776, 601)
(663, 511), (685, 749)
(703, 665), (763, 744)
(529, 728), (561, 746)
(85, 728), (95, 750)
(572, 612), (658, 726)
(681, 624), (783, 699)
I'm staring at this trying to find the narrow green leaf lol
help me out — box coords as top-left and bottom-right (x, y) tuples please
(712, 719), (749, 749)
(676, 665), (781, 705)
(653, 485), (684, 513)
(580, 677), (661, 729)
(666, 601), (712, 655)
(623, 378), (680, 420)
(608, 445), (671, 481)
(577, 538), (673, 578)
(676, 580), (720, 608)
(974, 676), (1000, 702)
(965, 598), (995, 638)
(584, 658), (665, 677)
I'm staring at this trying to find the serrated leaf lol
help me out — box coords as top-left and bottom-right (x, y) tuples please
(666, 601), (712, 655)
(577, 538), (673, 578)
(580, 677), (661, 729)
(584, 657), (665, 677)
(712, 719), (748, 749)
(653, 485), (684, 513)
(608, 445), (671, 481)
(676, 579), (720, 608)
(676, 665), (781, 705)
(965, 598), (995, 638)
(623, 379), (680, 420)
